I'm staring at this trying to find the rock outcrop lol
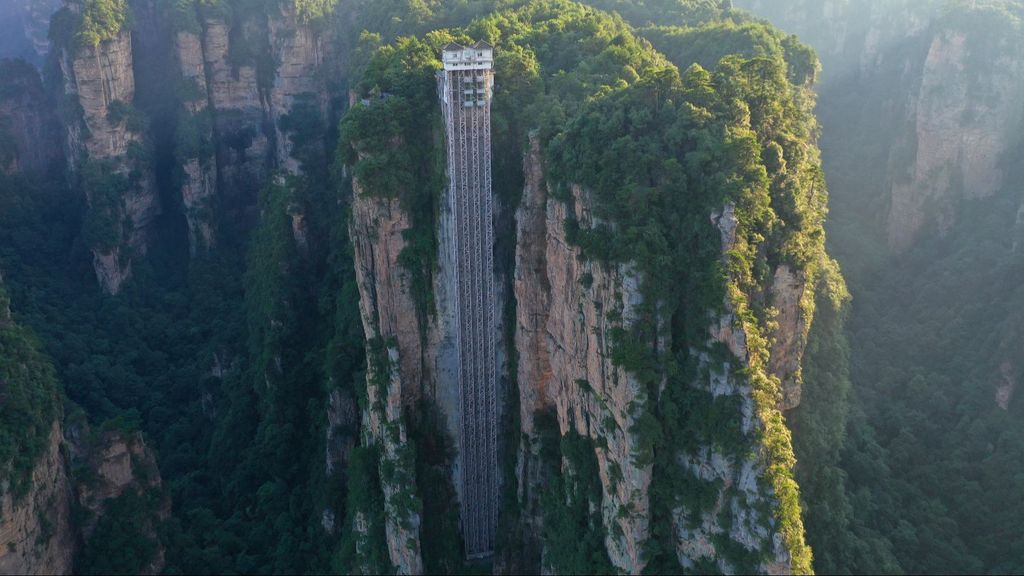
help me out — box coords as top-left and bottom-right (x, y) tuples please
(888, 29), (1024, 250)
(58, 26), (160, 294)
(180, 3), (334, 233)
(0, 0), (60, 64)
(734, 0), (933, 81)
(513, 135), (812, 572)
(0, 59), (62, 176)
(769, 265), (810, 412)
(514, 136), (651, 573)
(349, 183), (426, 575)
(0, 425), (76, 576)
(67, 426), (169, 575)
(174, 27), (218, 254)
(738, 0), (1024, 253)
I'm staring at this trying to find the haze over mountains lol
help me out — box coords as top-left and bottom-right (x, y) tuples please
(0, 1), (1021, 574)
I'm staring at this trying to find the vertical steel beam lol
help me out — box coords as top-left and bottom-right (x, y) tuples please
(439, 48), (498, 558)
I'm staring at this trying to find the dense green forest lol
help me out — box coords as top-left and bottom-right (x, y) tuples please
(4, 0), (1023, 574)
(1, 0), (842, 572)
(0, 254), (60, 500)
(733, 0), (1024, 573)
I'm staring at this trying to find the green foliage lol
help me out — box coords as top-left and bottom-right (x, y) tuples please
(0, 274), (59, 499)
(336, 446), (394, 575)
(3, 1), (846, 573)
(541, 431), (616, 575)
(107, 100), (148, 133)
(411, 405), (464, 574)
(820, 186), (1024, 573)
(80, 160), (129, 253)
(175, 109), (215, 162)
(539, 9), (829, 569)
(0, 88), (362, 575)
(77, 489), (163, 575)
(340, 33), (452, 326)
(644, 19), (818, 87)
(292, 0), (339, 23)
(77, 0), (130, 48)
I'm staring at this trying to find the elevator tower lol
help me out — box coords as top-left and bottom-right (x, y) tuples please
(438, 41), (498, 558)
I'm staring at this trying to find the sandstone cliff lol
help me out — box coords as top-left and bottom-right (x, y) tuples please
(58, 26), (160, 294)
(174, 2), (335, 240)
(0, 59), (62, 176)
(513, 137), (814, 573)
(737, 0), (1024, 252)
(888, 27), (1024, 250)
(0, 0), (60, 64)
(735, 0), (934, 81)
(0, 425), (75, 576)
(174, 27), (218, 254)
(66, 424), (169, 575)
(348, 183), (426, 575)
(0, 274), (74, 576)
(514, 137), (651, 573)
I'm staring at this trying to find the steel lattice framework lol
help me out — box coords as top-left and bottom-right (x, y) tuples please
(438, 43), (498, 558)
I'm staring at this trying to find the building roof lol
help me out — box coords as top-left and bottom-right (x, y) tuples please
(443, 41), (493, 53)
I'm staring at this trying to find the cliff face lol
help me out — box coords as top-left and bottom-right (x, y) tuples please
(176, 3), (334, 240)
(348, 184), (426, 575)
(888, 29), (1024, 250)
(0, 425), (76, 576)
(513, 138), (813, 573)
(50, 1), (338, 285)
(59, 28), (160, 294)
(174, 27), (218, 254)
(737, 0), (1024, 253)
(0, 0), (60, 64)
(514, 137), (651, 573)
(734, 0), (934, 81)
(267, 8), (329, 176)
(196, 16), (270, 218)
(0, 60), (62, 176)
(66, 425), (169, 575)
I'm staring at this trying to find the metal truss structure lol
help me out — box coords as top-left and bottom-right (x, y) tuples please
(438, 42), (498, 558)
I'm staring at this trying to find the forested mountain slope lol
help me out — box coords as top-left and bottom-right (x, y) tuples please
(0, 0), (860, 573)
(738, 0), (1024, 573)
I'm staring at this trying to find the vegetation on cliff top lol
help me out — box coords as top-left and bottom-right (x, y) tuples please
(340, 0), (832, 571)
(1, 0), (844, 572)
(76, 0), (130, 47)
(537, 5), (834, 572)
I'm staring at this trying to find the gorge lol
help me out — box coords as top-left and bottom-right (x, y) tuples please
(0, 0), (1022, 574)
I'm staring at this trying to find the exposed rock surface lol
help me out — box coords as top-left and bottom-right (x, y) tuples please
(514, 139), (810, 572)
(514, 137), (651, 573)
(169, 5), (337, 247)
(67, 426), (169, 575)
(349, 182), (426, 575)
(769, 265), (809, 411)
(58, 29), (160, 294)
(268, 6), (329, 175)
(350, 186), (430, 406)
(738, 0), (1024, 252)
(199, 16), (271, 213)
(735, 0), (934, 81)
(174, 28), (218, 254)
(0, 0), (60, 64)
(0, 425), (75, 576)
(0, 60), (62, 176)
(888, 30), (1024, 250)
(668, 206), (795, 574)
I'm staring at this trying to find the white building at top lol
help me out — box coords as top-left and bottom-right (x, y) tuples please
(442, 41), (494, 71)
